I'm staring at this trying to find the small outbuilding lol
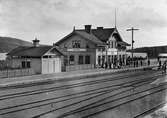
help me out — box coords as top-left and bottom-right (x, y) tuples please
(7, 39), (63, 74)
(126, 52), (148, 59)
(158, 53), (167, 62)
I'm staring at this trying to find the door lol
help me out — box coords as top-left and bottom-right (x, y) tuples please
(54, 58), (61, 73)
(42, 59), (48, 74)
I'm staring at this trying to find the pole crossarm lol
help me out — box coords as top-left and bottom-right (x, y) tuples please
(126, 28), (139, 31)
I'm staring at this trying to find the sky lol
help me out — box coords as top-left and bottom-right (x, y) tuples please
(0, 0), (167, 48)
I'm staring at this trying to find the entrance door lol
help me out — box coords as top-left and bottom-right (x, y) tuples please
(53, 58), (61, 73)
(42, 59), (48, 74)
(42, 58), (61, 74)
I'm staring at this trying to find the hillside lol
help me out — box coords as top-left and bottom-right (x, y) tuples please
(131, 45), (167, 58)
(0, 37), (32, 53)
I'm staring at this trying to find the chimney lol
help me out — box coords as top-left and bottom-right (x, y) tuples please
(32, 38), (40, 47)
(84, 25), (92, 33)
(97, 27), (103, 30)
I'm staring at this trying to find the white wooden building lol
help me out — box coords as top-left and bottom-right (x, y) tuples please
(158, 53), (167, 62)
(7, 39), (63, 74)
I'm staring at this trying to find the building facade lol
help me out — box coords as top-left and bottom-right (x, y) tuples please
(55, 26), (104, 71)
(93, 27), (130, 67)
(56, 25), (130, 71)
(7, 39), (63, 74)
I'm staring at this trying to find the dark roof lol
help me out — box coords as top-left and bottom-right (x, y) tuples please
(75, 31), (105, 45)
(91, 28), (115, 42)
(77, 28), (125, 43)
(56, 27), (130, 46)
(8, 46), (63, 57)
(56, 31), (105, 46)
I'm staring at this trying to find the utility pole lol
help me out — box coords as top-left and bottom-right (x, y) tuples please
(126, 27), (139, 62)
(115, 8), (117, 28)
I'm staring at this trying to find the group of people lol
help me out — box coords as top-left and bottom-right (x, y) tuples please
(158, 60), (167, 73)
(99, 59), (145, 69)
(101, 61), (122, 69)
(99, 58), (167, 74)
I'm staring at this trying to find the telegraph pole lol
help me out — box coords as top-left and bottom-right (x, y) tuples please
(126, 27), (139, 62)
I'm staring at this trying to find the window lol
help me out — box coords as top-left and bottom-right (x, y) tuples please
(69, 55), (75, 65)
(27, 61), (31, 68)
(22, 61), (26, 68)
(78, 55), (84, 64)
(111, 41), (113, 48)
(72, 40), (81, 48)
(22, 61), (31, 68)
(85, 55), (90, 64)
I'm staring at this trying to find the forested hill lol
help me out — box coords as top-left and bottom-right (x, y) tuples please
(0, 37), (32, 53)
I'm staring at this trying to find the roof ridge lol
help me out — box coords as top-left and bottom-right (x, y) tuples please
(75, 31), (105, 45)
(75, 28), (115, 31)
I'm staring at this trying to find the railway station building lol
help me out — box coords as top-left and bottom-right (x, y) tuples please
(55, 25), (130, 71)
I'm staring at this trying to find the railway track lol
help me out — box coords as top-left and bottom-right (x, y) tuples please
(0, 70), (165, 118)
(80, 86), (167, 118)
(0, 73), (162, 115)
(0, 70), (156, 101)
(32, 73), (166, 118)
(134, 101), (167, 118)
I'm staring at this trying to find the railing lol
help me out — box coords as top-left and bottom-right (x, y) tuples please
(0, 68), (35, 78)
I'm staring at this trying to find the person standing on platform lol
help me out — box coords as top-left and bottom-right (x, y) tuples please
(109, 61), (112, 69)
(158, 60), (161, 70)
(140, 60), (143, 66)
(134, 61), (136, 67)
(163, 61), (166, 74)
(148, 59), (150, 66)
(136, 60), (138, 67)
(105, 61), (108, 69)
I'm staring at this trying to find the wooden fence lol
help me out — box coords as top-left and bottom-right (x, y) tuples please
(0, 68), (35, 78)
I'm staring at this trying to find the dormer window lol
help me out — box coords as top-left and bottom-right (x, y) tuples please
(72, 40), (80, 48)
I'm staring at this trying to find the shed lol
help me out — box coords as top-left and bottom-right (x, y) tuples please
(7, 39), (63, 74)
